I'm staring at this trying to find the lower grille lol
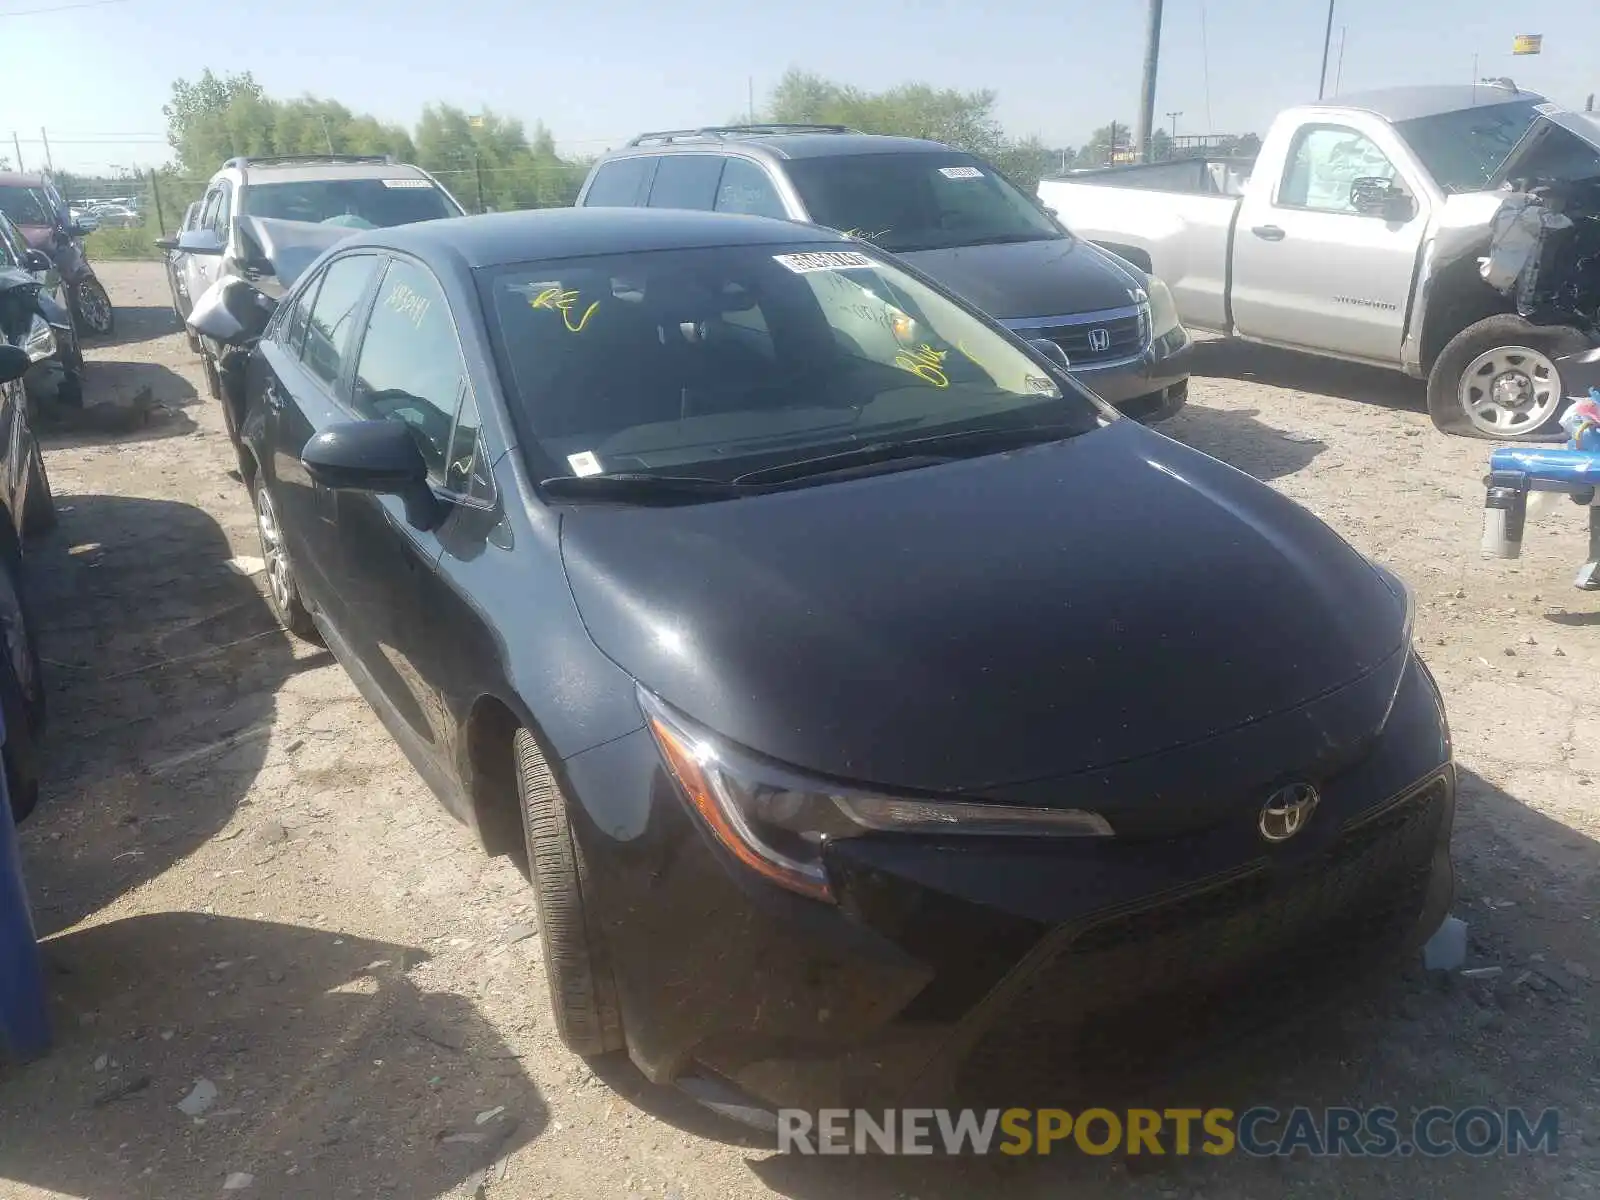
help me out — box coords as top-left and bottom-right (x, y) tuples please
(956, 778), (1448, 1095)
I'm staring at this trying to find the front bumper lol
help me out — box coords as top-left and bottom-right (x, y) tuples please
(1072, 326), (1193, 423)
(562, 651), (1452, 1111)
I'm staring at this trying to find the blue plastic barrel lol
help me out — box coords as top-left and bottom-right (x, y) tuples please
(0, 702), (50, 1064)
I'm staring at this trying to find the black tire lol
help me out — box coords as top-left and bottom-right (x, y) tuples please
(1427, 316), (1592, 440)
(0, 550), (44, 737)
(515, 726), (624, 1057)
(0, 646), (41, 825)
(72, 277), (114, 338)
(22, 444), (56, 538)
(250, 476), (320, 643)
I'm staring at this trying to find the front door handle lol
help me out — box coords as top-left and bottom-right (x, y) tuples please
(1251, 225), (1286, 241)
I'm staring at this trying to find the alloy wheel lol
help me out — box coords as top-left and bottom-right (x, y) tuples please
(255, 484), (295, 617)
(77, 280), (113, 335)
(1459, 345), (1563, 437)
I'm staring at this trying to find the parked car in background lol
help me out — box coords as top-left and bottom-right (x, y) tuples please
(0, 279), (56, 822)
(87, 203), (139, 229)
(66, 207), (98, 233)
(0, 211), (83, 410)
(164, 200), (203, 349)
(577, 125), (1192, 422)
(1038, 83), (1600, 440)
(0, 172), (114, 338)
(159, 153), (466, 455)
(190, 206), (1452, 1113)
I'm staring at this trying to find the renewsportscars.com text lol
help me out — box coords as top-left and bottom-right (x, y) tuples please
(777, 1106), (1561, 1157)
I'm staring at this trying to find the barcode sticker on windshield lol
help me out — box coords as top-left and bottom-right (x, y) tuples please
(939, 166), (984, 180)
(567, 451), (603, 477)
(773, 251), (876, 274)
(381, 178), (434, 188)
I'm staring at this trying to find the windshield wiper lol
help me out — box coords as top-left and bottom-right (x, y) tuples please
(733, 423), (1086, 485)
(540, 473), (748, 504)
(953, 233), (1061, 247)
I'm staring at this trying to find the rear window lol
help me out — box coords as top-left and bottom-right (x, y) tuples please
(240, 177), (460, 228)
(784, 152), (1063, 253)
(480, 242), (1096, 482)
(584, 158), (655, 206)
(646, 156), (724, 210)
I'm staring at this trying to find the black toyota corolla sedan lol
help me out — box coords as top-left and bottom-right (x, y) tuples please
(218, 207), (1453, 1111)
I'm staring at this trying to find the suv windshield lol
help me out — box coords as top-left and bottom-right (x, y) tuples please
(0, 186), (54, 228)
(783, 152), (1063, 253)
(240, 177), (459, 228)
(481, 242), (1100, 483)
(1394, 100), (1544, 194)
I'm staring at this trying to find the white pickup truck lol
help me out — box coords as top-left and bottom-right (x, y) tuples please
(1038, 84), (1600, 439)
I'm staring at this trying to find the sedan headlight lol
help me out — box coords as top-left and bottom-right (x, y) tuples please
(1144, 276), (1183, 339)
(639, 686), (1112, 903)
(23, 315), (55, 364)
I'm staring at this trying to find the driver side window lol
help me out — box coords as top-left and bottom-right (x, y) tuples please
(351, 257), (467, 481)
(1278, 125), (1398, 213)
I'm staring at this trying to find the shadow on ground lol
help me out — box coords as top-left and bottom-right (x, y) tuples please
(1157, 402), (1326, 481)
(17, 494), (313, 935)
(1190, 339), (1425, 413)
(37, 359), (200, 448)
(90, 302), (186, 350)
(706, 769), (1593, 1199)
(0, 915), (544, 1198)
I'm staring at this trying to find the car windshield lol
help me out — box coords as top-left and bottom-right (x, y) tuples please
(481, 242), (1101, 483)
(1394, 101), (1544, 194)
(0, 186), (53, 227)
(783, 152), (1064, 253)
(240, 177), (459, 228)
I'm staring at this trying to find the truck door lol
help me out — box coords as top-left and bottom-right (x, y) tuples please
(1231, 122), (1427, 365)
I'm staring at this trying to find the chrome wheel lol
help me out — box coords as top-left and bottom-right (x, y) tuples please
(76, 279), (113, 335)
(0, 566), (37, 712)
(255, 484), (294, 618)
(1459, 345), (1563, 437)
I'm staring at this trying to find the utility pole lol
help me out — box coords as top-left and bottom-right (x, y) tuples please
(39, 127), (53, 175)
(1317, 0), (1335, 99)
(1333, 26), (1347, 96)
(748, 76), (755, 125)
(473, 150), (486, 214)
(10, 133), (21, 173)
(319, 115), (335, 155)
(1134, 0), (1164, 162)
(1166, 110), (1182, 139)
(1588, 94), (1596, 113)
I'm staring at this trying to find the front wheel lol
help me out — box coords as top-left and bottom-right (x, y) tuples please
(1427, 316), (1592, 439)
(72, 277), (114, 338)
(22, 445), (56, 538)
(515, 727), (624, 1058)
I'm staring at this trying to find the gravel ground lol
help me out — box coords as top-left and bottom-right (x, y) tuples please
(0, 261), (1597, 1199)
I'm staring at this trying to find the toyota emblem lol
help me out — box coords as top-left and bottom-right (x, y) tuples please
(1087, 327), (1112, 353)
(1258, 783), (1320, 843)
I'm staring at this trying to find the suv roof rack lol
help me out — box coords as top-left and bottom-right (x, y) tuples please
(223, 153), (397, 170)
(625, 124), (858, 147)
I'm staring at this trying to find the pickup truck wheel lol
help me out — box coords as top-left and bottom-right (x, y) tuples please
(1428, 316), (1592, 439)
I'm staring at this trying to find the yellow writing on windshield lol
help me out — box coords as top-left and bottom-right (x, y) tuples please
(842, 227), (891, 242)
(384, 282), (431, 331)
(895, 343), (950, 388)
(531, 286), (600, 333)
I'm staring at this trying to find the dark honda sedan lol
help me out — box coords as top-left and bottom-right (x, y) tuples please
(230, 207), (1453, 1111)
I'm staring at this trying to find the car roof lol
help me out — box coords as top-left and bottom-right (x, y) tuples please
(338, 206), (849, 269)
(615, 132), (955, 161)
(1321, 84), (1546, 123)
(225, 160), (435, 185)
(0, 172), (48, 188)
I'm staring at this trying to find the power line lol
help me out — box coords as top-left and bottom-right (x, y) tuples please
(0, 0), (129, 16)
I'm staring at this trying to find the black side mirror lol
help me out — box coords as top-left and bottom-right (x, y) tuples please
(1028, 337), (1072, 372)
(302, 421), (441, 530)
(1350, 176), (1413, 221)
(0, 344), (30, 385)
(67, 223), (91, 239)
(21, 250), (52, 272)
(154, 236), (178, 252)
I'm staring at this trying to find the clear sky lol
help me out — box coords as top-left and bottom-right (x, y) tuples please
(4, 0), (1597, 176)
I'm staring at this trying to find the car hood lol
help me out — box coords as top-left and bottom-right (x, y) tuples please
(894, 238), (1143, 321)
(558, 420), (1409, 796)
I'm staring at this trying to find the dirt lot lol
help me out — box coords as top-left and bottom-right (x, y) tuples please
(0, 261), (1598, 1199)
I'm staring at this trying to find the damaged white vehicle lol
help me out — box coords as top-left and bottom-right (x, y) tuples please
(1037, 83), (1600, 439)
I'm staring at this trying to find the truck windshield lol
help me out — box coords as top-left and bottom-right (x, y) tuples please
(480, 242), (1099, 484)
(784, 152), (1064, 254)
(240, 178), (460, 228)
(0, 186), (53, 227)
(1394, 101), (1543, 193)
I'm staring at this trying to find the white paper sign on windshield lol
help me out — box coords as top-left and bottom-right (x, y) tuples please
(939, 166), (984, 180)
(772, 251), (877, 274)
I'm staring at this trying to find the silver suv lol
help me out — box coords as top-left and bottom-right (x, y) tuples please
(162, 154), (465, 440)
(576, 126), (1191, 422)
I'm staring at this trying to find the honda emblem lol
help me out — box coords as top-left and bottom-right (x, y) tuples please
(1087, 327), (1112, 353)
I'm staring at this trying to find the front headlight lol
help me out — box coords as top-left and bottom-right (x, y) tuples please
(639, 686), (1112, 903)
(23, 314), (55, 364)
(1145, 276), (1183, 339)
